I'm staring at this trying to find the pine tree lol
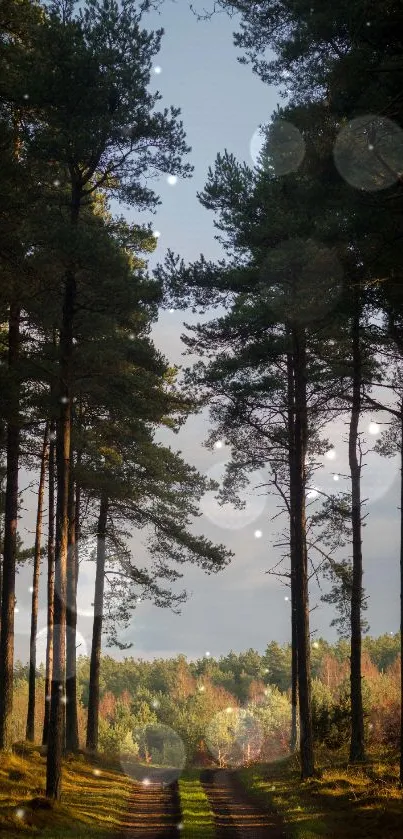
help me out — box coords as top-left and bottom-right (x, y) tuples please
(156, 138), (348, 776)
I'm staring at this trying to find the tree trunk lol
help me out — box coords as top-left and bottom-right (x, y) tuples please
(0, 481), (4, 638)
(0, 541), (2, 640)
(287, 353), (298, 753)
(26, 424), (49, 742)
(399, 402), (403, 785)
(65, 467), (79, 753)
(46, 268), (76, 799)
(290, 558), (298, 752)
(291, 328), (314, 778)
(43, 423), (56, 746)
(0, 304), (20, 751)
(86, 497), (109, 752)
(348, 300), (365, 763)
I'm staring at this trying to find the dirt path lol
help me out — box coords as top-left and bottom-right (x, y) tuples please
(201, 768), (285, 838)
(117, 772), (180, 838)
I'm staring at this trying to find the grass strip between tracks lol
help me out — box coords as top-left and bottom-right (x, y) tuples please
(179, 768), (215, 838)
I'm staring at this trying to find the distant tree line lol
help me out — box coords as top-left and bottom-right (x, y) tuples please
(10, 634), (401, 764)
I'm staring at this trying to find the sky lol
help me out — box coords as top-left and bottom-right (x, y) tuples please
(14, 0), (401, 665)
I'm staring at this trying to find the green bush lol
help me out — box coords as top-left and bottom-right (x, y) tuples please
(250, 686), (292, 761)
(98, 717), (139, 757)
(311, 678), (350, 749)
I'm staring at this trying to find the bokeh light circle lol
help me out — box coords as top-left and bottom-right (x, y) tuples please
(250, 119), (306, 176)
(205, 708), (263, 768)
(316, 416), (399, 505)
(334, 114), (403, 191)
(120, 723), (186, 785)
(14, 605), (47, 639)
(33, 625), (88, 679)
(54, 536), (110, 618)
(200, 461), (266, 530)
(245, 689), (293, 764)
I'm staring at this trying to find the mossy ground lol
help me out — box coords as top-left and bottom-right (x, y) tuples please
(0, 745), (133, 837)
(239, 747), (403, 839)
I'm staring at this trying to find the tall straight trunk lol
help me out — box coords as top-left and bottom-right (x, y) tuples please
(46, 188), (80, 798)
(0, 304), (20, 751)
(74, 479), (81, 568)
(46, 270), (76, 799)
(287, 353), (298, 752)
(86, 497), (109, 752)
(43, 424), (56, 746)
(0, 482), (4, 638)
(26, 423), (49, 742)
(292, 328), (314, 778)
(348, 300), (365, 763)
(290, 542), (298, 752)
(399, 403), (403, 785)
(65, 468), (79, 752)
(0, 547), (2, 640)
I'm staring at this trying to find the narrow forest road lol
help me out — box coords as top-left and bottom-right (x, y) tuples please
(116, 767), (285, 838)
(117, 773), (180, 838)
(201, 768), (286, 838)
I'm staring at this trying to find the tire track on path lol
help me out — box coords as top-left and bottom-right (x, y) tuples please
(117, 771), (180, 838)
(201, 768), (285, 838)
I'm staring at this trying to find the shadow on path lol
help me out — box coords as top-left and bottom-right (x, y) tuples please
(201, 768), (285, 838)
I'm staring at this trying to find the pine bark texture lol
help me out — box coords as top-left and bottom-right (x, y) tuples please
(65, 468), (79, 753)
(287, 353), (298, 753)
(348, 302), (365, 763)
(86, 497), (109, 752)
(0, 304), (20, 751)
(291, 328), (314, 778)
(46, 269), (75, 798)
(46, 186), (80, 798)
(26, 424), (49, 741)
(399, 404), (403, 785)
(43, 426), (56, 746)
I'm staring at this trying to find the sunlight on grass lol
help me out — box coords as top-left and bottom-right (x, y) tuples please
(179, 769), (215, 838)
(239, 748), (403, 839)
(0, 745), (133, 837)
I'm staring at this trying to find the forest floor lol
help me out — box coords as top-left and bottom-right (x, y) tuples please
(238, 747), (403, 838)
(0, 746), (133, 837)
(1, 745), (403, 837)
(0, 747), (184, 838)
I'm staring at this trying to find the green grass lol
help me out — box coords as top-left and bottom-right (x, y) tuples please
(0, 745), (134, 837)
(179, 768), (215, 838)
(238, 748), (403, 839)
(0, 748), (215, 837)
